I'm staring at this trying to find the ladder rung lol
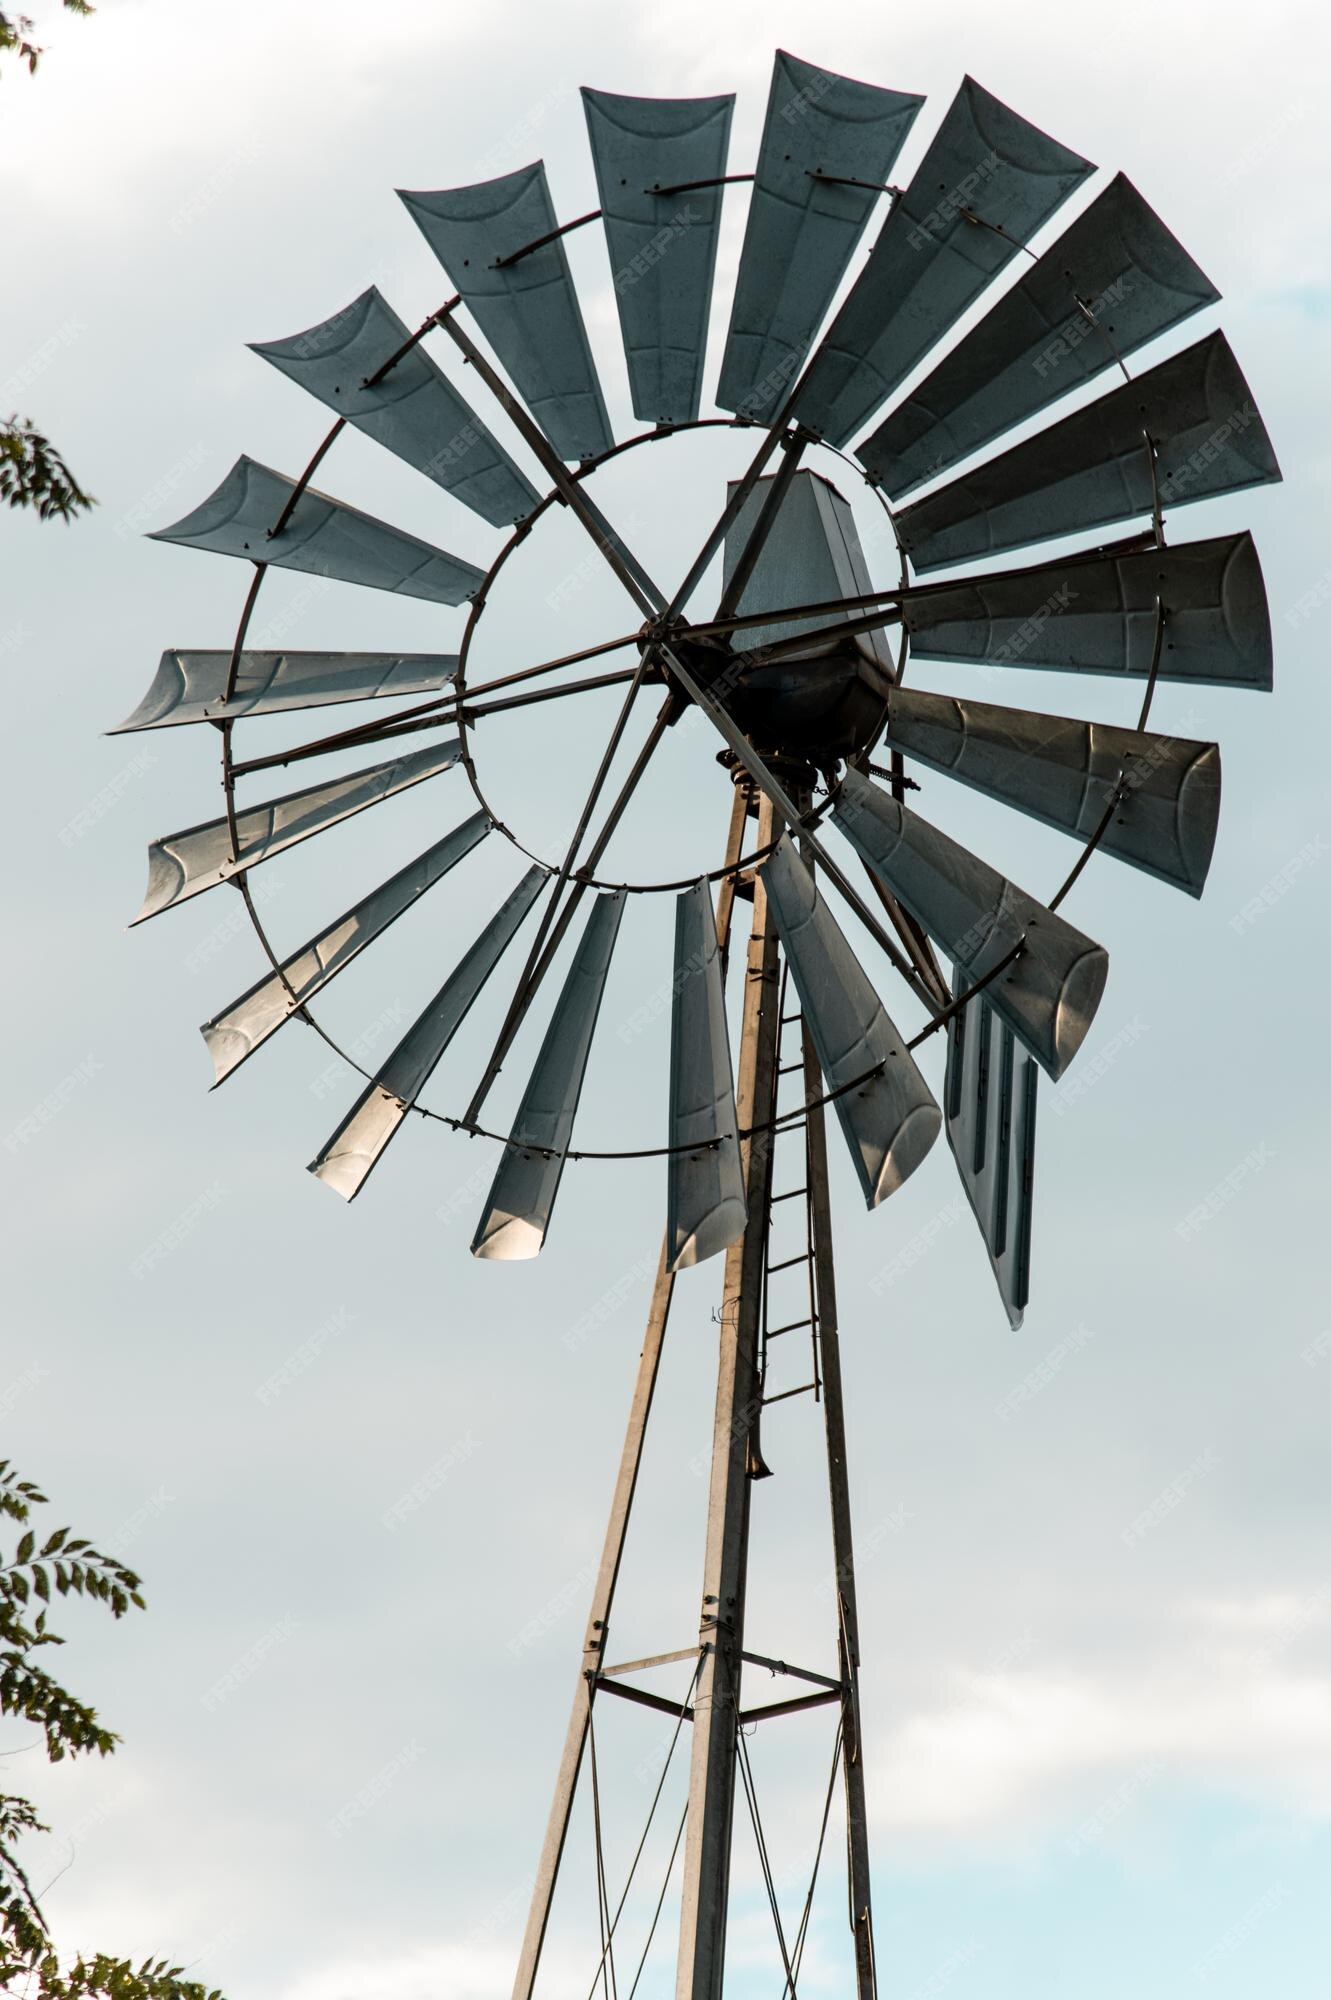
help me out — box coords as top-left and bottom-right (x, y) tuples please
(779, 1013), (803, 1026)
(768, 1251), (812, 1274)
(777, 1061), (804, 1075)
(766, 1317), (815, 1339)
(763, 1381), (819, 1406)
(770, 1187), (808, 1204)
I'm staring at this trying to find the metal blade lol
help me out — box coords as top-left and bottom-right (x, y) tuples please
(111, 649), (457, 733)
(715, 51), (923, 425)
(472, 890), (626, 1260)
(902, 532), (1272, 688)
(309, 866), (546, 1200)
(884, 686), (1221, 896)
(791, 77), (1094, 447)
(667, 879), (746, 1270)
(943, 977), (1037, 1328)
(760, 835), (940, 1207)
(200, 811), (490, 1085)
(149, 457), (486, 604)
(832, 765), (1107, 1079)
(859, 173), (1220, 498)
(896, 332), (1282, 572)
(132, 737), (461, 925)
(400, 165), (613, 462)
(250, 287), (539, 526)
(582, 88), (734, 426)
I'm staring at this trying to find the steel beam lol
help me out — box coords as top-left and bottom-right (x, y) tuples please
(675, 795), (782, 2000)
(510, 1243), (675, 2000)
(800, 824), (878, 2000)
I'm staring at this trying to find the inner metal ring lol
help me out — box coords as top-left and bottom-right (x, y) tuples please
(448, 413), (906, 893)
(215, 389), (1154, 1161)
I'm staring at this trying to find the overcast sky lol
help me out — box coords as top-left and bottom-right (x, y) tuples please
(3, 1), (1329, 1996)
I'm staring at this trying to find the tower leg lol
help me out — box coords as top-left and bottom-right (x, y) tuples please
(676, 796), (782, 2000)
(510, 1244), (675, 2000)
(804, 941), (878, 1999)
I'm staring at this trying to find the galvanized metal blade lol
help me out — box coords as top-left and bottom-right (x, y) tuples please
(149, 457), (486, 604)
(790, 77), (1093, 448)
(832, 765), (1107, 1079)
(902, 532), (1272, 688)
(111, 649), (457, 733)
(309, 865), (546, 1201)
(400, 165), (614, 463)
(760, 835), (940, 1207)
(582, 88), (734, 427)
(250, 287), (540, 527)
(859, 173), (1220, 498)
(884, 686), (1221, 896)
(472, 890), (626, 1260)
(666, 879), (746, 1270)
(944, 975), (1037, 1328)
(715, 51), (923, 424)
(896, 332), (1282, 572)
(200, 811), (491, 1085)
(132, 737), (461, 925)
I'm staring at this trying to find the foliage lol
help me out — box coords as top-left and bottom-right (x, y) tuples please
(0, 0), (92, 76)
(2, 3), (97, 523)
(0, 1461), (224, 2000)
(0, 419), (94, 521)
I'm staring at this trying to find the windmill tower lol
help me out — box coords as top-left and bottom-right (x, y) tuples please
(117, 51), (1279, 1997)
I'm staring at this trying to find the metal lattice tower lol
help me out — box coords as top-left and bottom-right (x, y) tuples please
(118, 52), (1280, 1997)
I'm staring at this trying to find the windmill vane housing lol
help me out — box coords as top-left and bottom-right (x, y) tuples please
(121, 48), (1279, 1999)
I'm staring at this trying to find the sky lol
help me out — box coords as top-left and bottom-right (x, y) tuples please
(2, 1), (1329, 1995)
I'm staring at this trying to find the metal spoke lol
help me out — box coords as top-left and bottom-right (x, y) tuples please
(710, 428), (812, 623)
(732, 603), (906, 668)
(463, 680), (667, 1126)
(228, 633), (646, 779)
(230, 668), (642, 778)
(438, 302), (938, 1014)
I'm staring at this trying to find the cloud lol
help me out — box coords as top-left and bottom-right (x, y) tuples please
(871, 1593), (1331, 1845)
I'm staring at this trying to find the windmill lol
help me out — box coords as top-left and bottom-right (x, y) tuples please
(117, 51), (1279, 1999)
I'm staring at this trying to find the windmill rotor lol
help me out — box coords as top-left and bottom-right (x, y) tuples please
(120, 48), (1280, 1999)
